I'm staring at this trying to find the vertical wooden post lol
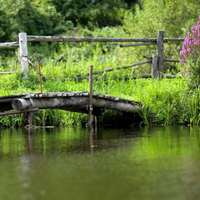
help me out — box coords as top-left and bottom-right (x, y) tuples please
(88, 65), (93, 128)
(19, 32), (29, 77)
(157, 31), (164, 79)
(152, 53), (158, 80)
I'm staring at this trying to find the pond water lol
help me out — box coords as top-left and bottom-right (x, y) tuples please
(0, 126), (200, 200)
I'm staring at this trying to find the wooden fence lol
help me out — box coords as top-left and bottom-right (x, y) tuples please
(0, 31), (184, 79)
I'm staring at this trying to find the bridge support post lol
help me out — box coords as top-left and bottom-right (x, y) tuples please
(88, 65), (94, 128)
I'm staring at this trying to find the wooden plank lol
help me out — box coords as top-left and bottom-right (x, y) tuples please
(157, 31), (164, 79)
(164, 38), (185, 42)
(19, 32), (29, 76)
(11, 97), (141, 113)
(0, 72), (12, 74)
(0, 42), (19, 49)
(24, 35), (157, 43)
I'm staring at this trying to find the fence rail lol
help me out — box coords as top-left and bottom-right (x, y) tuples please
(0, 30), (183, 80)
(0, 42), (19, 49)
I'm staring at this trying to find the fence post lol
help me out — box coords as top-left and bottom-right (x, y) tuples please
(19, 32), (29, 77)
(152, 53), (158, 79)
(157, 30), (164, 79)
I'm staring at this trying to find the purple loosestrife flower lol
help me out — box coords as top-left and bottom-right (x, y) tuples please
(180, 17), (200, 81)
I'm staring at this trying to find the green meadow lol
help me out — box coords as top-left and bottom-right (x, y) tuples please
(1, 0), (200, 127)
(0, 56), (198, 127)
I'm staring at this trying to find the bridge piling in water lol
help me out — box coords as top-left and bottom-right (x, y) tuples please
(88, 65), (94, 128)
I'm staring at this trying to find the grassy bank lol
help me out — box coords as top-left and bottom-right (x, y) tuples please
(0, 58), (199, 127)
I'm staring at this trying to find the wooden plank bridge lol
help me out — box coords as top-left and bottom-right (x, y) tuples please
(0, 92), (140, 115)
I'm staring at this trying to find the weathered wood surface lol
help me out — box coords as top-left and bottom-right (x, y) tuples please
(19, 32), (29, 76)
(0, 72), (12, 74)
(24, 35), (158, 43)
(0, 92), (141, 115)
(157, 31), (164, 79)
(163, 38), (185, 42)
(152, 54), (158, 80)
(21, 35), (186, 43)
(0, 42), (19, 49)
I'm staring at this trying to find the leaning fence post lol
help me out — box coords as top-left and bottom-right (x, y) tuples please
(152, 53), (158, 79)
(157, 30), (164, 79)
(19, 32), (29, 77)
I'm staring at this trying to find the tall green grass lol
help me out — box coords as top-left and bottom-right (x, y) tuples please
(0, 65), (198, 127)
(0, 48), (198, 127)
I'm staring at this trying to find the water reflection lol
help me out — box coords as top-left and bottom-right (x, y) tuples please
(0, 126), (200, 200)
(88, 126), (97, 155)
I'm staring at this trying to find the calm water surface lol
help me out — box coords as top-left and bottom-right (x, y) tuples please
(0, 126), (200, 200)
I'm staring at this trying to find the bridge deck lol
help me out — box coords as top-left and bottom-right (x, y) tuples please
(0, 92), (141, 115)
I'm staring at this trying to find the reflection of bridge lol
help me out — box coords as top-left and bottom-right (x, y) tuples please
(0, 92), (140, 115)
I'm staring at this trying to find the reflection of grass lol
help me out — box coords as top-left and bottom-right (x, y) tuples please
(134, 126), (200, 159)
(0, 129), (26, 155)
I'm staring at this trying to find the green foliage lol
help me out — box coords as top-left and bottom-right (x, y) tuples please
(51, 0), (135, 29)
(122, 0), (200, 73)
(2, 0), (200, 127)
